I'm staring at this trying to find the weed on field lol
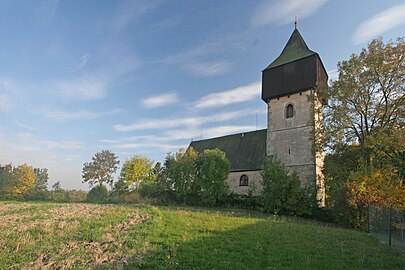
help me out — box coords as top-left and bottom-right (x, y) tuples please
(0, 202), (404, 269)
(0, 202), (152, 270)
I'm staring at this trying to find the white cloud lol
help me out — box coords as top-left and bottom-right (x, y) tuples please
(50, 76), (107, 101)
(48, 42), (141, 102)
(142, 92), (179, 108)
(42, 108), (123, 122)
(114, 117), (199, 132)
(15, 121), (39, 132)
(252, 0), (328, 26)
(16, 133), (83, 150)
(195, 82), (261, 109)
(352, 4), (405, 45)
(160, 40), (236, 77)
(78, 52), (91, 69)
(114, 142), (183, 153)
(185, 61), (233, 77)
(114, 108), (263, 132)
(164, 125), (258, 141)
(162, 41), (223, 65)
(201, 125), (259, 139)
(104, 124), (261, 153)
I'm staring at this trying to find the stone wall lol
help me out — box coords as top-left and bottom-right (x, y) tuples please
(266, 90), (324, 205)
(227, 170), (263, 195)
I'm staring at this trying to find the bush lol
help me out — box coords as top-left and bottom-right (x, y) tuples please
(195, 149), (230, 206)
(261, 156), (315, 216)
(87, 185), (109, 201)
(225, 193), (260, 209)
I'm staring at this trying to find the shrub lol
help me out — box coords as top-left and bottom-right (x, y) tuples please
(225, 193), (260, 209)
(261, 156), (314, 216)
(87, 185), (109, 201)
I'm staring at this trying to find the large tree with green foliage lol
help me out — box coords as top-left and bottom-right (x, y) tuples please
(115, 155), (155, 193)
(82, 150), (120, 188)
(323, 38), (404, 225)
(164, 147), (198, 203)
(0, 163), (36, 198)
(195, 149), (230, 206)
(325, 37), (404, 168)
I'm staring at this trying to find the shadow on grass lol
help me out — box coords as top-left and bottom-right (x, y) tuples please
(101, 211), (404, 270)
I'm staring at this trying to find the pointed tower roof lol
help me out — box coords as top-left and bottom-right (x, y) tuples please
(261, 28), (328, 101)
(263, 29), (316, 70)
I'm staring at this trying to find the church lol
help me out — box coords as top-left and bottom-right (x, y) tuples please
(190, 27), (328, 206)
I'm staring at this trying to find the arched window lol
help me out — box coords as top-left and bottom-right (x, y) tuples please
(286, 104), (294, 118)
(239, 174), (249, 186)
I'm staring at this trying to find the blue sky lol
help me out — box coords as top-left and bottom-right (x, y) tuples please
(0, 0), (404, 190)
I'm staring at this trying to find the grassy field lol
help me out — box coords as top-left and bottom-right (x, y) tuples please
(0, 201), (403, 269)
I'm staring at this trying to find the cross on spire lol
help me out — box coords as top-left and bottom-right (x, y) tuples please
(294, 16), (297, 30)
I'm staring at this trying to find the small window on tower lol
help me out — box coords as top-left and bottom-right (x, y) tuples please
(286, 104), (294, 118)
(239, 174), (249, 186)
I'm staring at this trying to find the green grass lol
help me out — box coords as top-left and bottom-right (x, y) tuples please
(0, 201), (403, 269)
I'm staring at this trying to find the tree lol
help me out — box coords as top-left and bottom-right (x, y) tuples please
(27, 168), (49, 200)
(52, 181), (62, 192)
(195, 149), (230, 206)
(50, 181), (67, 202)
(82, 150), (119, 188)
(325, 37), (404, 168)
(164, 147), (198, 203)
(0, 163), (36, 199)
(33, 168), (49, 193)
(261, 156), (314, 215)
(115, 155), (155, 193)
(322, 38), (404, 225)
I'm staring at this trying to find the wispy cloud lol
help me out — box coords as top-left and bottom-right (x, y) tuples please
(114, 142), (183, 153)
(104, 124), (261, 152)
(185, 61), (233, 77)
(161, 40), (236, 77)
(115, 117), (200, 132)
(0, 78), (21, 112)
(77, 52), (91, 69)
(101, 135), (184, 153)
(16, 133), (83, 150)
(114, 108), (264, 132)
(195, 82), (261, 109)
(49, 41), (141, 101)
(15, 121), (39, 132)
(42, 108), (123, 122)
(35, 0), (60, 24)
(251, 0), (328, 26)
(352, 4), (405, 45)
(166, 125), (259, 141)
(49, 76), (107, 101)
(142, 92), (179, 108)
(112, 0), (161, 31)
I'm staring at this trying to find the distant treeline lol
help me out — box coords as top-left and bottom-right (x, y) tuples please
(0, 163), (87, 202)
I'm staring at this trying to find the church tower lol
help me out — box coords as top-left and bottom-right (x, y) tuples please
(261, 27), (327, 205)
